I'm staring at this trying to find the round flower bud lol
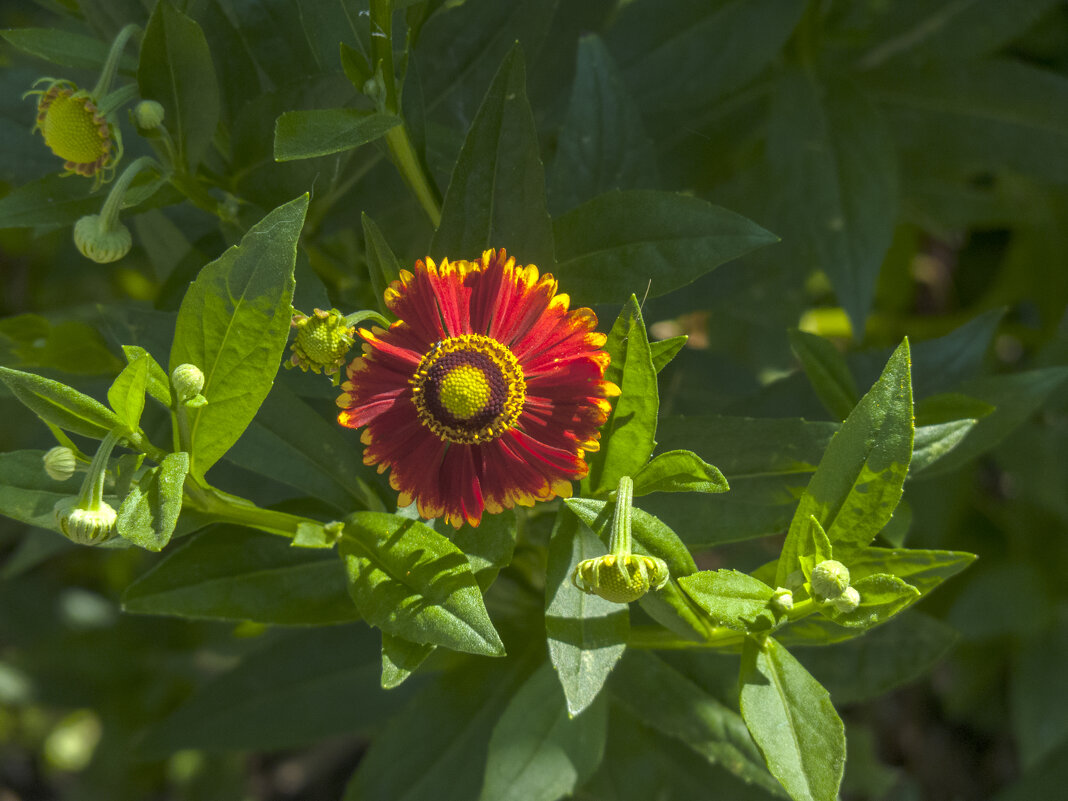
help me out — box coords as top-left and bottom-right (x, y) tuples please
(133, 100), (165, 130)
(810, 559), (851, 601)
(74, 214), (132, 263)
(54, 496), (117, 546)
(832, 586), (861, 614)
(770, 587), (794, 613)
(287, 309), (356, 384)
(572, 553), (670, 604)
(43, 446), (77, 481)
(171, 363), (205, 402)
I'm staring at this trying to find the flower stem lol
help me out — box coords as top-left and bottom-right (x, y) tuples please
(92, 23), (140, 99)
(182, 482), (316, 539)
(608, 475), (634, 557)
(99, 156), (159, 231)
(76, 428), (124, 510)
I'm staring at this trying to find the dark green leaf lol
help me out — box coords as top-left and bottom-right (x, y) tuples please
(914, 392), (995, 426)
(381, 632), (435, 690)
(0, 366), (122, 440)
(106, 354), (149, 433)
(0, 314), (121, 375)
(553, 191), (778, 306)
(340, 41), (372, 89)
(274, 109), (400, 161)
(138, 0), (220, 169)
(362, 212), (403, 314)
(480, 661), (607, 801)
(432, 44), (554, 268)
(116, 451), (188, 552)
(911, 419), (978, 473)
(548, 35), (657, 215)
(122, 526), (359, 624)
(545, 507), (629, 717)
(611, 650), (783, 795)
(1, 27), (137, 71)
(169, 194), (308, 480)
(740, 637), (845, 801)
(677, 570), (778, 633)
(788, 329), (859, 420)
(0, 450), (76, 535)
(339, 512), (504, 657)
(631, 450), (729, 496)
(1011, 608), (1068, 769)
(452, 509), (518, 592)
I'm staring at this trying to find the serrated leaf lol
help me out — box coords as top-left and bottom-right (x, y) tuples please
(339, 512), (504, 657)
(788, 329), (859, 420)
(169, 194), (308, 480)
(585, 296), (657, 494)
(553, 191), (778, 306)
(121, 345), (171, 407)
(545, 507), (629, 717)
(776, 339), (913, 586)
(432, 44), (553, 268)
(0, 366), (122, 440)
(107, 354), (149, 433)
(611, 650), (783, 796)
(122, 526), (359, 624)
(739, 637), (845, 801)
(631, 450), (729, 496)
(480, 661), (607, 801)
(138, 0), (220, 170)
(115, 451), (188, 552)
(274, 109), (400, 161)
(677, 570), (778, 633)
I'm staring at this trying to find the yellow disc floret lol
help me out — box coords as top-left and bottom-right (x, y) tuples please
(438, 364), (492, 420)
(29, 80), (120, 183)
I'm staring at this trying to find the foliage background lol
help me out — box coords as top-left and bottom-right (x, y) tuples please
(1, 0), (1067, 799)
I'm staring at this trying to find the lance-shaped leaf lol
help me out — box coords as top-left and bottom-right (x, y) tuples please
(1, 27), (138, 71)
(0, 366), (122, 440)
(788, 329), (859, 421)
(0, 172), (173, 230)
(554, 191), (778, 306)
(169, 194), (308, 480)
(545, 508), (629, 717)
(776, 339), (913, 587)
(740, 637), (846, 801)
(632, 450), (729, 496)
(138, 0), (220, 170)
(274, 109), (400, 161)
(432, 44), (554, 268)
(116, 451), (189, 552)
(121, 346), (172, 407)
(610, 650), (783, 796)
(362, 213), (403, 315)
(585, 296), (657, 494)
(678, 570), (780, 633)
(480, 661), (607, 801)
(339, 512), (504, 657)
(839, 546), (976, 597)
(122, 526), (358, 625)
(380, 632), (436, 690)
(650, 336), (688, 373)
(107, 354), (149, 433)
(823, 574), (920, 630)
(911, 419), (979, 473)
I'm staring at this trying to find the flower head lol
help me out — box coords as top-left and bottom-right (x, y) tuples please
(573, 553), (669, 604)
(288, 308), (356, 384)
(337, 249), (618, 527)
(28, 79), (121, 184)
(74, 213), (132, 263)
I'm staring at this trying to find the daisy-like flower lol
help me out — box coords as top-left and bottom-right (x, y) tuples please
(28, 79), (122, 184)
(337, 249), (618, 528)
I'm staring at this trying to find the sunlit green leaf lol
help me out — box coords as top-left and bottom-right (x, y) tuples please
(116, 451), (188, 552)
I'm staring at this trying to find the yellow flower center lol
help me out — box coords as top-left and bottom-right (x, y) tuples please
(41, 90), (109, 165)
(410, 334), (525, 444)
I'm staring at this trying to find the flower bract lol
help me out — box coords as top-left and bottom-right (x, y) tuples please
(337, 249), (618, 528)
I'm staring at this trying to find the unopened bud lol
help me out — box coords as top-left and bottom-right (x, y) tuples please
(74, 214), (132, 263)
(171, 363), (205, 402)
(770, 587), (794, 613)
(54, 496), (117, 546)
(810, 559), (851, 601)
(43, 446), (77, 481)
(133, 100), (165, 130)
(832, 586), (861, 613)
(572, 553), (670, 604)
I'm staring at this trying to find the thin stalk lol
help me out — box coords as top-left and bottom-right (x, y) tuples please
(92, 23), (140, 99)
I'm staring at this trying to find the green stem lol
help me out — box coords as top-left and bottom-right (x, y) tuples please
(99, 156), (159, 231)
(384, 126), (442, 227)
(182, 483), (315, 539)
(608, 475), (634, 557)
(76, 428), (124, 510)
(628, 598), (819, 651)
(92, 23), (140, 99)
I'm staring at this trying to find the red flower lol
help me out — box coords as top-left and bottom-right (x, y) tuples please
(337, 249), (618, 528)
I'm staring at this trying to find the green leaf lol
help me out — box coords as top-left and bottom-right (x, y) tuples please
(610, 650), (784, 796)
(0, 314), (122, 375)
(106, 354), (149, 433)
(548, 35), (657, 215)
(788, 329), (859, 420)
(380, 632), (436, 690)
(339, 512), (504, 657)
(224, 383), (383, 514)
(739, 637), (846, 801)
(585, 296), (657, 494)
(1, 27), (138, 71)
(1012, 608), (1068, 769)
(138, 0), (221, 170)
(650, 335), (688, 373)
(796, 516), (833, 582)
(451, 509), (518, 592)
(910, 419), (978, 473)
(545, 507), (629, 717)
(480, 661), (607, 801)
(115, 451), (188, 552)
(121, 346), (172, 407)
(553, 191), (778, 306)
(767, 73), (898, 331)
(169, 194), (308, 480)
(677, 570), (779, 633)
(139, 625), (397, 755)
(840, 546), (976, 597)
(0, 450), (77, 535)
(796, 612), (958, 704)
(776, 339), (913, 586)
(362, 212), (403, 315)
(0, 366), (122, 440)
(914, 392), (994, 426)
(631, 450), (729, 496)
(823, 574), (920, 629)
(273, 109), (400, 161)
(122, 526), (359, 624)
(432, 44), (554, 269)
(340, 41), (372, 89)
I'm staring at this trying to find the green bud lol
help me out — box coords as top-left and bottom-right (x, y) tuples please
(287, 308), (356, 384)
(54, 496), (117, 546)
(43, 446), (77, 481)
(73, 213), (132, 263)
(832, 586), (861, 613)
(770, 587), (794, 613)
(171, 363), (205, 402)
(133, 99), (165, 129)
(810, 559), (851, 601)
(572, 553), (670, 604)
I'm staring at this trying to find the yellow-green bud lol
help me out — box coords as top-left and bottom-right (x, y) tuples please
(810, 559), (851, 601)
(771, 587), (794, 613)
(133, 100), (165, 129)
(171, 363), (205, 402)
(832, 586), (861, 613)
(54, 496), (117, 546)
(572, 553), (670, 604)
(74, 213), (132, 263)
(43, 446), (77, 481)
(287, 308), (356, 384)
